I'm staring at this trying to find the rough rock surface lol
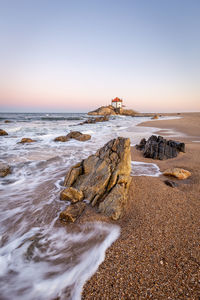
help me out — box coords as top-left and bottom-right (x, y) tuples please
(19, 138), (36, 143)
(59, 202), (86, 223)
(136, 135), (185, 160)
(59, 137), (131, 222)
(0, 162), (11, 177)
(60, 187), (84, 203)
(54, 131), (91, 142)
(80, 116), (109, 125)
(163, 168), (191, 180)
(0, 129), (8, 136)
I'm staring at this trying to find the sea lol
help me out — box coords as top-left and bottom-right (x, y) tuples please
(0, 112), (168, 299)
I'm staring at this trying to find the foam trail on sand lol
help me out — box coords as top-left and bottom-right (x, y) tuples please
(0, 223), (120, 300)
(131, 161), (161, 177)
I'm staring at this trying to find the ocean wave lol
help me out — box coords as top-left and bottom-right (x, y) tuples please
(41, 117), (83, 121)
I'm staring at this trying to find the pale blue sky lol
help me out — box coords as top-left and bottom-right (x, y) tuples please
(0, 0), (199, 112)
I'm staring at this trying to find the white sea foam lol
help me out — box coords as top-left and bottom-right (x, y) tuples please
(0, 223), (120, 300)
(131, 161), (161, 177)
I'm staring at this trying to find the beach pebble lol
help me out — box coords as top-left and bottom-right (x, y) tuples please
(163, 168), (191, 180)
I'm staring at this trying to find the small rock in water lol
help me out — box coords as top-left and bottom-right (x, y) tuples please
(54, 131), (91, 142)
(151, 114), (159, 120)
(59, 137), (131, 221)
(4, 120), (11, 123)
(54, 136), (70, 142)
(19, 138), (36, 143)
(163, 168), (191, 180)
(164, 180), (178, 188)
(66, 131), (91, 141)
(136, 135), (185, 160)
(0, 129), (8, 136)
(0, 162), (11, 177)
(59, 202), (86, 222)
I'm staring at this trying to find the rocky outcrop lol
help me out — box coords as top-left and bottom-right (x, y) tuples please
(0, 129), (8, 136)
(19, 138), (36, 143)
(88, 105), (160, 117)
(54, 131), (91, 142)
(163, 168), (191, 179)
(0, 162), (11, 177)
(120, 109), (138, 116)
(88, 106), (139, 116)
(59, 137), (131, 222)
(80, 116), (109, 125)
(136, 135), (185, 160)
(88, 105), (116, 116)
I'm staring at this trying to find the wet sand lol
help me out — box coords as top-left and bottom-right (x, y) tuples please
(82, 113), (200, 299)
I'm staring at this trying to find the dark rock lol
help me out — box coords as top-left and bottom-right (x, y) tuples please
(0, 163), (11, 177)
(164, 180), (178, 188)
(136, 135), (185, 160)
(4, 120), (12, 123)
(0, 129), (8, 136)
(60, 137), (131, 221)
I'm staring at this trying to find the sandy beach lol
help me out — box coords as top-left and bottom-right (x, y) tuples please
(82, 113), (200, 299)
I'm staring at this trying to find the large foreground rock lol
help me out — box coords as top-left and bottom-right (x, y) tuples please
(136, 135), (185, 160)
(54, 131), (91, 142)
(59, 137), (131, 222)
(0, 129), (8, 136)
(0, 162), (11, 177)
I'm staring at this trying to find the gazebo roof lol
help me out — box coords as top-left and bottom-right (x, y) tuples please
(112, 97), (123, 102)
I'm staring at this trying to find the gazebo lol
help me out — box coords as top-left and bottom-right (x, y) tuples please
(111, 97), (123, 109)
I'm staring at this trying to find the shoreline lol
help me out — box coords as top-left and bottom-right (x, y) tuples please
(82, 112), (200, 299)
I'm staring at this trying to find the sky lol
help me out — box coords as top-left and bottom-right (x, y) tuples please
(0, 0), (200, 113)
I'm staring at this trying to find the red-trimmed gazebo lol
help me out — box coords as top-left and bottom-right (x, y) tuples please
(111, 97), (123, 109)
